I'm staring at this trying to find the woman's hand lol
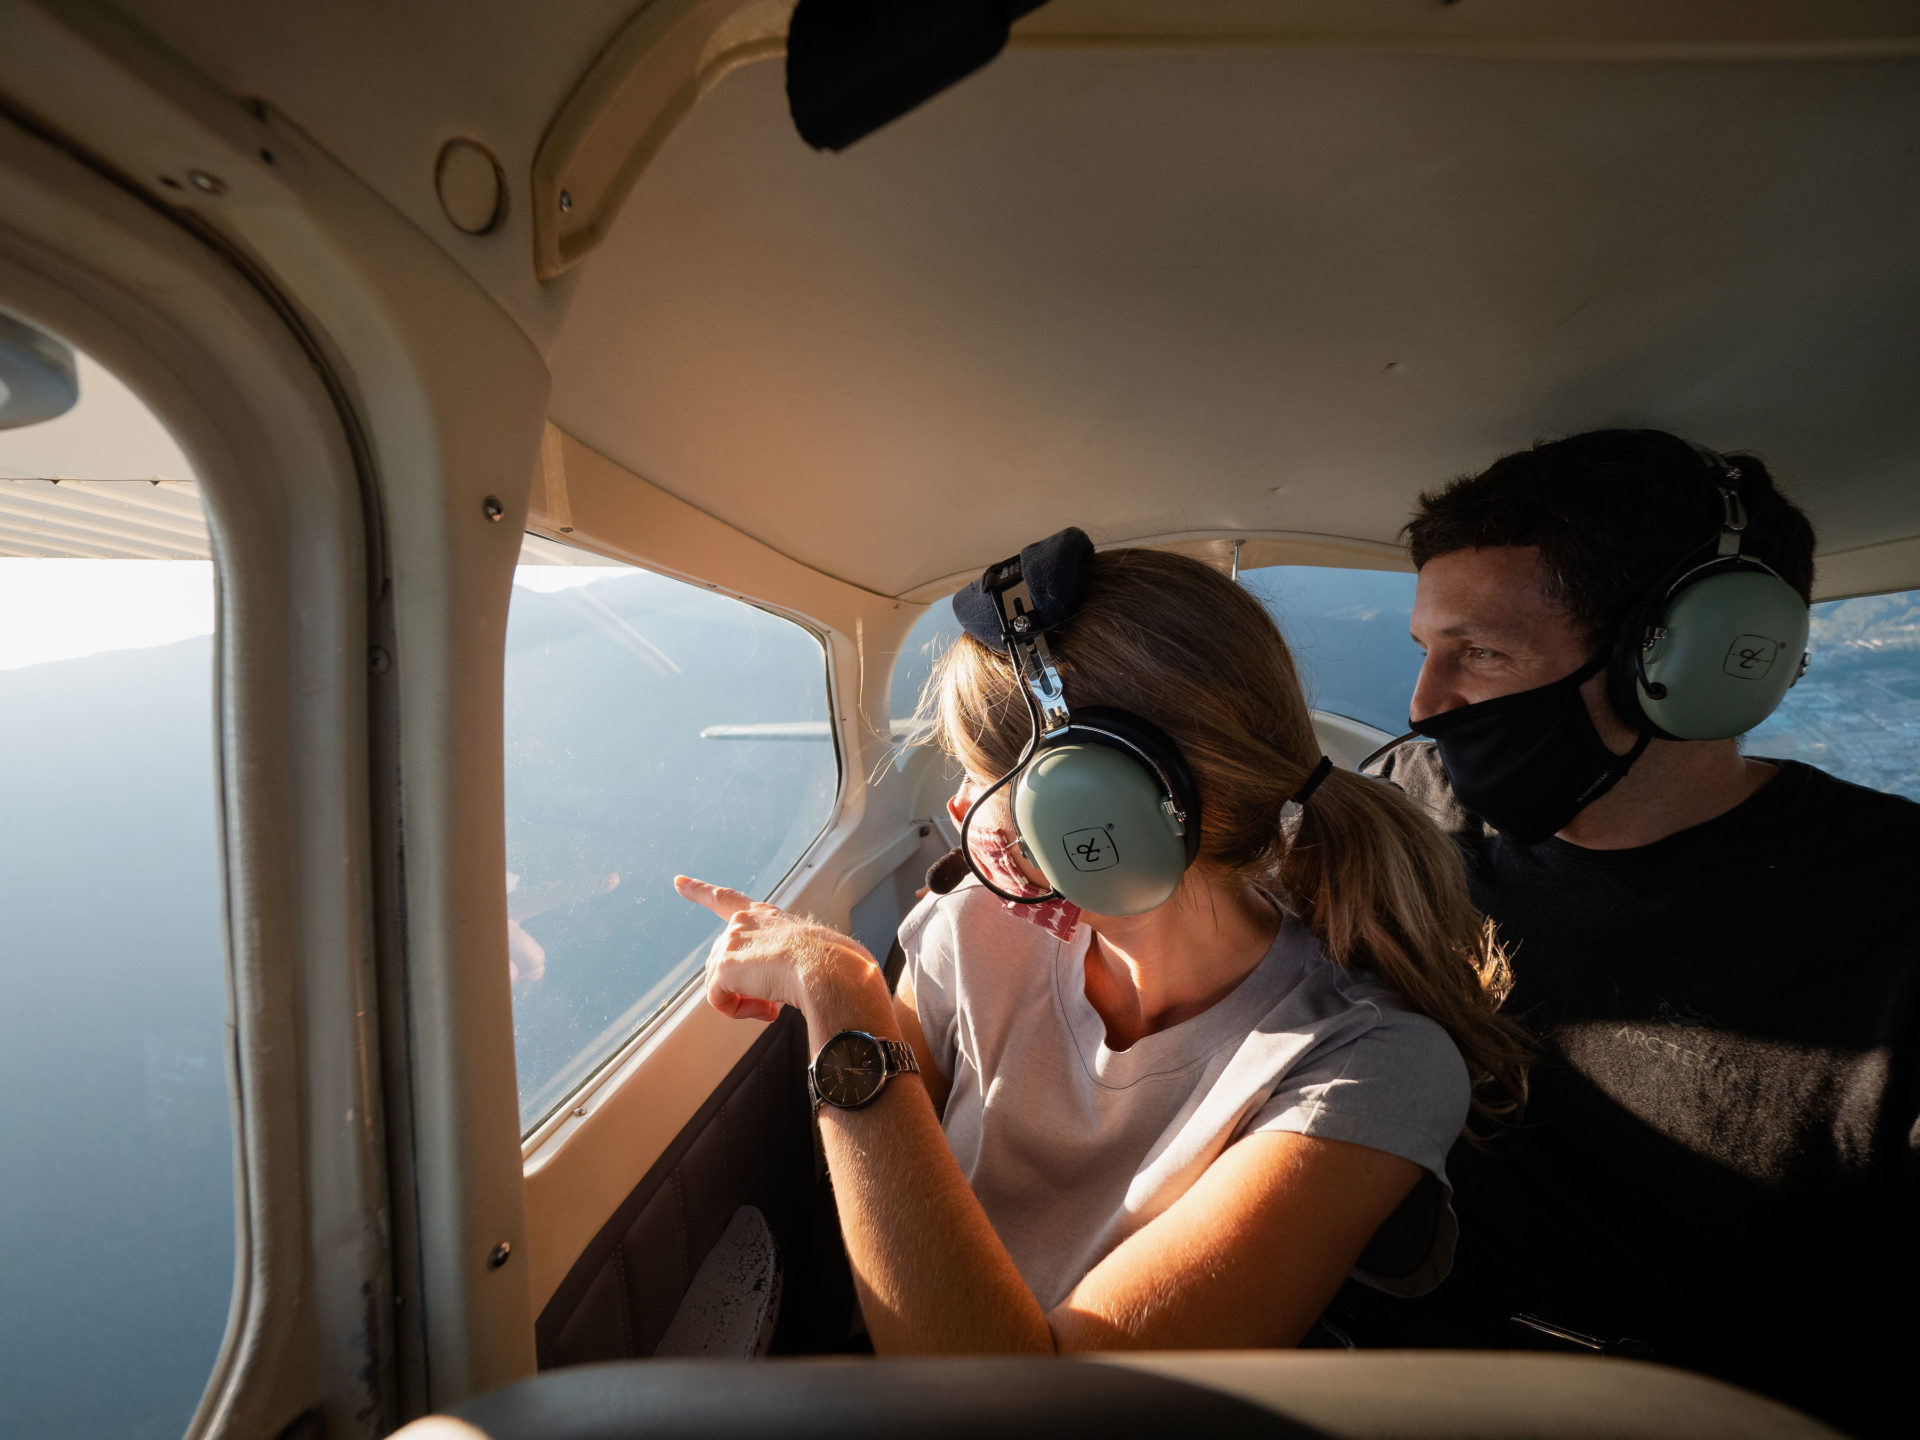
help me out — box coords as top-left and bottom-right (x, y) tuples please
(674, 876), (881, 1026)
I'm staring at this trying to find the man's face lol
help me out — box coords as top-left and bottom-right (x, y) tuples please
(1409, 546), (1610, 726)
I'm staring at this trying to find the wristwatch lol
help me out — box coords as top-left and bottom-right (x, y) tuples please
(807, 1029), (920, 1114)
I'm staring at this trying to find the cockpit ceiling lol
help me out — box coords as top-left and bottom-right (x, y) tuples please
(547, 48), (1920, 600)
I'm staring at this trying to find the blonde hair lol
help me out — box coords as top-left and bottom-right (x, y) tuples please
(922, 547), (1527, 1130)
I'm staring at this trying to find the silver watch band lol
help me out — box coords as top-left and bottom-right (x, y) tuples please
(875, 1036), (920, 1080)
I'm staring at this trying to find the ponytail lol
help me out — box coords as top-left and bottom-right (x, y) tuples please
(1278, 765), (1527, 1131)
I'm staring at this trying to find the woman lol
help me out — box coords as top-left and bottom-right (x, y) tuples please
(676, 536), (1525, 1355)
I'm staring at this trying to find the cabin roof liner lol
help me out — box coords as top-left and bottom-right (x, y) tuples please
(104, 1), (1920, 597)
(547, 47), (1920, 597)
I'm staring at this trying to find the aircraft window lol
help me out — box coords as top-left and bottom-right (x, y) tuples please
(1241, 565), (1423, 735)
(888, 602), (962, 722)
(1746, 587), (1920, 801)
(506, 535), (841, 1130)
(0, 345), (233, 1440)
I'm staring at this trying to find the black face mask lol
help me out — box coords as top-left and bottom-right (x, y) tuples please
(1410, 656), (1651, 846)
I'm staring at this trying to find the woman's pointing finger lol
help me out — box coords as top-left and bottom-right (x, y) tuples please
(674, 874), (755, 919)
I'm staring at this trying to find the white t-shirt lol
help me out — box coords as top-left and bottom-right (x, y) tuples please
(899, 880), (1471, 1311)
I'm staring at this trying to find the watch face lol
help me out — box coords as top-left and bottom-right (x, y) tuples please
(814, 1031), (887, 1108)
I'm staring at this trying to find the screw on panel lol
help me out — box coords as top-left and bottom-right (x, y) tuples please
(187, 171), (227, 195)
(487, 1241), (512, 1269)
(368, 647), (391, 675)
(558, 189), (574, 213)
(482, 496), (505, 523)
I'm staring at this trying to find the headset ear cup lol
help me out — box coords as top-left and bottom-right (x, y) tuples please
(1092, 709), (1201, 859)
(1636, 568), (1811, 741)
(1009, 706), (1201, 916)
(1013, 745), (1189, 916)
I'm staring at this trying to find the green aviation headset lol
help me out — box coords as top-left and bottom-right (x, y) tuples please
(1606, 441), (1812, 742)
(950, 529), (1203, 916)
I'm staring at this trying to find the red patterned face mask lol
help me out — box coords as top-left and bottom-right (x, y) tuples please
(969, 824), (1084, 943)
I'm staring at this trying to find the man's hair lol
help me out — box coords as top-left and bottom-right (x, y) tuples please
(1405, 429), (1817, 646)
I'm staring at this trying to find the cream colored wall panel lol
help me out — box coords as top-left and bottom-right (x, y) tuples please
(1814, 533), (1920, 601)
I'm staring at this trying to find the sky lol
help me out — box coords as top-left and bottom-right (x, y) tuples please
(0, 559), (215, 671)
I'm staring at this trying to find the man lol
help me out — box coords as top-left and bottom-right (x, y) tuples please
(1335, 429), (1919, 1439)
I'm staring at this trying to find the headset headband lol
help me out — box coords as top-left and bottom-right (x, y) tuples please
(954, 527), (1095, 737)
(984, 558), (1073, 737)
(1070, 720), (1186, 828)
(1687, 441), (1752, 562)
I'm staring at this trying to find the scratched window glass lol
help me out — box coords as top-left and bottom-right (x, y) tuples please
(505, 535), (841, 1130)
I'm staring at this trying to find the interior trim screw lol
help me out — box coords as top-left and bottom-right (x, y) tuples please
(482, 496), (505, 523)
(188, 171), (227, 195)
(558, 189), (573, 213)
(488, 1241), (512, 1269)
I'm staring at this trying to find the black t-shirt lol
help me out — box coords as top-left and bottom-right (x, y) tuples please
(1336, 745), (1920, 1439)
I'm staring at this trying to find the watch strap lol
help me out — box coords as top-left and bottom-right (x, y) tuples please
(876, 1036), (920, 1080)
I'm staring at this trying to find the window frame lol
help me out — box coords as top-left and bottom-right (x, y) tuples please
(0, 97), (389, 1439)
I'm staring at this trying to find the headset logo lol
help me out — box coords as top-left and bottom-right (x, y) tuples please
(1063, 827), (1120, 872)
(1723, 635), (1780, 680)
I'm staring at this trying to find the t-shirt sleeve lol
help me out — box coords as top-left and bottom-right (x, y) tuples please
(1244, 1006), (1472, 1296)
(1246, 1004), (1468, 1179)
(897, 892), (961, 1083)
